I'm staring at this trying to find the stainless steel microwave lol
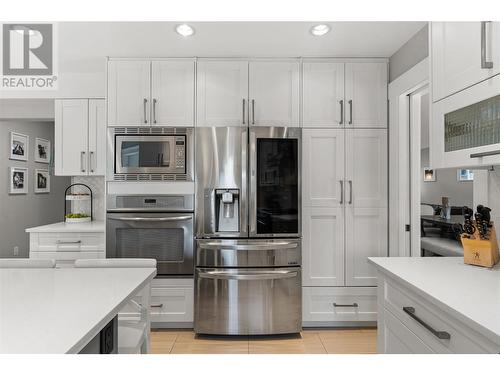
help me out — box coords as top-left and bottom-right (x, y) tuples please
(107, 127), (194, 182)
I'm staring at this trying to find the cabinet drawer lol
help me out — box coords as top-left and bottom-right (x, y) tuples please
(32, 232), (105, 252)
(382, 308), (434, 354)
(30, 251), (104, 261)
(149, 279), (194, 323)
(303, 287), (377, 323)
(383, 278), (497, 353)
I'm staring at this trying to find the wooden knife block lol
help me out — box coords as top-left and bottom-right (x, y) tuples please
(461, 223), (500, 268)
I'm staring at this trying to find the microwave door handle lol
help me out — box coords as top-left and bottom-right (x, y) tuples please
(108, 216), (193, 222)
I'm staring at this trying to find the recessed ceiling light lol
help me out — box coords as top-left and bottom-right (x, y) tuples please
(175, 24), (195, 37)
(310, 24), (331, 37)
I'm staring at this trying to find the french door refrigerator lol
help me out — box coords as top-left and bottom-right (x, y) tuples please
(195, 126), (302, 335)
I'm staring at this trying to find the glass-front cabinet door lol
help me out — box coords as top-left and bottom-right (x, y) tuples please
(249, 127), (301, 237)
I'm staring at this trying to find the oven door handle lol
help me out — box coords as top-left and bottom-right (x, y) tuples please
(198, 270), (298, 281)
(198, 241), (298, 251)
(108, 215), (193, 222)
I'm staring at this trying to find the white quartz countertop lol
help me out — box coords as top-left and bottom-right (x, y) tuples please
(0, 267), (156, 354)
(26, 221), (105, 233)
(368, 257), (500, 345)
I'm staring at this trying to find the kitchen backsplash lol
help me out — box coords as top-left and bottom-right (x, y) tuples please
(487, 168), (500, 239)
(71, 176), (105, 221)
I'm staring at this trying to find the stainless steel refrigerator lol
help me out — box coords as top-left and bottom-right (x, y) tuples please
(194, 126), (302, 335)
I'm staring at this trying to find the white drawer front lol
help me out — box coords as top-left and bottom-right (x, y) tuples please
(303, 287), (377, 322)
(30, 251), (105, 261)
(150, 285), (194, 323)
(33, 232), (105, 252)
(383, 278), (497, 353)
(382, 308), (434, 354)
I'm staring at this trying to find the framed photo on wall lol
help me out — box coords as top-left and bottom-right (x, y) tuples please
(457, 169), (474, 181)
(9, 132), (29, 161)
(34, 169), (50, 193)
(423, 168), (436, 182)
(9, 167), (28, 194)
(34, 138), (50, 163)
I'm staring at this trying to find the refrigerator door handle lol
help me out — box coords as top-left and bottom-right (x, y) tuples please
(249, 130), (257, 235)
(198, 270), (298, 281)
(198, 241), (298, 251)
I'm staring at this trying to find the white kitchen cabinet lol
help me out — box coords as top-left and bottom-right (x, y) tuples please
(249, 60), (300, 127)
(345, 62), (388, 128)
(107, 60), (151, 126)
(151, 60), (195, 126)
(303, 61), (345, 127)
(345, 207), (388, 286)
(431, 22), (500, 102)
(196, 60), (249, 126)
(107, 59), (195, 127)
(302, 206), (344, 287)
(149, 278), (194, 326)
(55, 99), (106, 176)
(302, 129), (344, 207)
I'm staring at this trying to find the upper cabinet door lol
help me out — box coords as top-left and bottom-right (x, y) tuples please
(55, 99), (89, 176)
(196, 60), (249, 127)
(345, 62), (387, 128)
(431, 22), (500, 102)
(107, 60), (151, 126)
(249, 60), (300, 127)
(303, 61), (345, 127)
(345, 129), (387, 208)
(151, 60), (195, 126)
(88, 99), (106, 176)
(302, 129), (345, 207)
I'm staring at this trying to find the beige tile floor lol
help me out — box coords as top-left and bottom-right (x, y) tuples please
(150, 328), (377, 354)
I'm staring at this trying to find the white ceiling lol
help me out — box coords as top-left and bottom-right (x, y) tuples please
(62, 21), (426, 60)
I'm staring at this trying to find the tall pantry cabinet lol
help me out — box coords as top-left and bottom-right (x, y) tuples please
(301, 59), (388, 325)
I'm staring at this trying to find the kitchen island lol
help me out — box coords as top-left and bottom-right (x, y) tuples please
(0, 267), (156, 353)
(368, 257), (500, 353)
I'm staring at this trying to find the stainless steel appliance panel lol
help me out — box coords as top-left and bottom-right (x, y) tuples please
(196, 238), (301, 268)
(195, 127), (248, 238)
(249, 127), (301, 238)
(195, 267), (301, 335)
(107, 211), (194, 276)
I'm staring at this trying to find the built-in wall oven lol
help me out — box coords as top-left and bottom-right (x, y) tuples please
(106, 194), (194, 276)
(107, 127), (194, 182)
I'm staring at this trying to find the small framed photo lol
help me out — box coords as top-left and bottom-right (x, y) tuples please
(457, 169), (474, 182)
(9, 167), (28, 194)
(10, 132), (29, 161)
(423, 168), (436, 182)
(34, 169), (50, 193)
(34, 138), (50, 164)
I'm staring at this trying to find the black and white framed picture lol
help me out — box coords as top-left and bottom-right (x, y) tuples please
(34, 138), (50, 164)
(423, 168), (436, 182)
(457, 169), (474, 182)
(34, 169), (50, 193)
(9, 132), (29, 161)
(9, 167), (28, 194)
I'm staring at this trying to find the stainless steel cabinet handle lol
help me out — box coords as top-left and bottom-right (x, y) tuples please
(198, 270), (298, 281)
(339, 100), (344, 125)
(108, 216), (192, 222)
(333, 303), (358, 308)
(481, 21), (494, 69)
(143, 98), (148, 124)
(153, 98), (157, 124)
(403, 306), (451, 340)
(57, 240), (82, 244)
(251, 99), (255, 125)
(199, 241), (298, 251)
(470, 150), (500, 158)
(348, 100), (353, 125)
(90, 151), (95, 173)
(339, 180), (344, 204)
(150, 304), (163, 308)
(242, 99), (246, 125)
(80, 151), (86, 173)
(349, 180), (353, 204)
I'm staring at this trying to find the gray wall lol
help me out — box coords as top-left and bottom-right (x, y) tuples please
(0, 120), (70, 258)
(420, 148), (473, 207)
(389, 24), (428, 82)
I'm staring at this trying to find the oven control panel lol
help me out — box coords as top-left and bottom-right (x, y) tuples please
(175, 136), (186, 171)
